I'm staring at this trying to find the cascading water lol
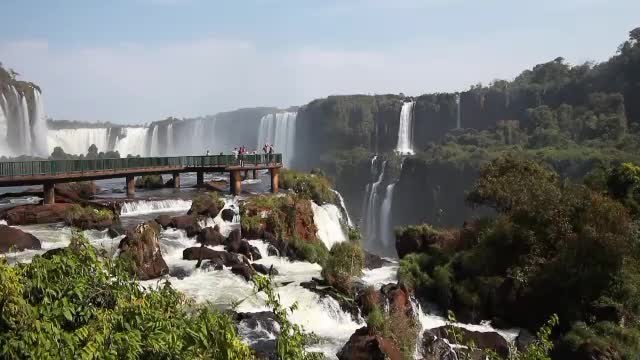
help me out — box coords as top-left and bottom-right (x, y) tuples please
(48, 128), (111, 155)
(120, 199), (193, 216)
(361, 159), (386, 247)
(455, 93), (461, 129)
(257, 112), (297, 166)
(395, 101), (415, 155)
(332, 189), (354, 227)
(312, 201), (347, 250)
(379, 183), (395, 247)
(166, 123), (174, 155)
(0, 85), (48, 157)
(0, 93), (10, 156)
(149, 125), (160, 156)
(114, 127), (149, 156)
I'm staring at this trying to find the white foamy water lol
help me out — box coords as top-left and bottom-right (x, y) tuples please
(312, 202), (347, 250)
(361, 261), (398, 288)
(256, 112), (297, 166)
(415, 301), (521, 344)
(4, 224), (124, 263)
(396, 101), (415, 155)
(332, 189), (354, 227)
(120, 199), (192, 216)
(48, 128), (111, 155)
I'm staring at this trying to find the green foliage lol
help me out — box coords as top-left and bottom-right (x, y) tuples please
(559, 321), (640, 359)
(446, 312), (558, 360)
(280, 169), (336, 205)
(252, 275), (323, 360)
(64, 204), (114, 227)
(365, 303), (420, 360)
(135, 174), (164, 189)
(0, 231), (254, 359)
(321, 241), (365, 294)
(290, 238), (329, 266)
(191, 191), (225, 214)
(241, 213), (263, 234)
(607, 162), (640, 217)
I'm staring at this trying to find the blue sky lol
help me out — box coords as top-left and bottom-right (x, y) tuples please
(1, 0), (638, 124)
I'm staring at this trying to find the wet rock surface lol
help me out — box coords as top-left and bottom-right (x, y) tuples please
(0, 225), (42, 252)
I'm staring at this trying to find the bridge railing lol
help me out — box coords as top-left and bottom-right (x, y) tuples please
(0, 154), (283, 178)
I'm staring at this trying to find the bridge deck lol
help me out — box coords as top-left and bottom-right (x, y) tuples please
(0, 154), (283, 186)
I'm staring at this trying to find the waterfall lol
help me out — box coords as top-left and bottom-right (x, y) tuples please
(361, 159), (386, 247)
(395, 101), (415, 155)
(120, 199), (192, 216)
(379, 183), (395, 247)
(149, 125), (160, 156)
(455, 93), (461, 129)
(0, 85), (49, 157)
(166, 123), (174, 155)
(19, 93), (32, 155)
(48, 128), (111, 155)
(332, 189), (354, 227)
(0, 93), (10, 156)
(312, 201), (347, 250)
(257, 112), (297, 166)
(31, 91), (48, 156)
(114, 127), (149, 156)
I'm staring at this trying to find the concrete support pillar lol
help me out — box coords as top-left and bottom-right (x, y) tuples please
(43, 182), (55, 205)
(196, 171), (204, 187)
(126, 175), (135, 198)
(172, 173), (181, 189)
(230, 170), (242, 195)
(270, 167), (280, 193)
(252, 169), (258, 179)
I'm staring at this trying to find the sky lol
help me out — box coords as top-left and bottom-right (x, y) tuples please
(0, 0), (638, 124)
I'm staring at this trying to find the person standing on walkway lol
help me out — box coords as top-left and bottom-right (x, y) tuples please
(268, 145), (274, 164)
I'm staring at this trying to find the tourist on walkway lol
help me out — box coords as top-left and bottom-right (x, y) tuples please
(268, 145), (274, 164)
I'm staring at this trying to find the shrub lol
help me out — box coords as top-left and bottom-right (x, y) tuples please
(322, 241), (365, 295)
(0, 231), (254, 359)
(135, 174), (165, 189)
(241, 214), (263, 234)
(366, 303), (420, 360)
(64, 204), (114, 227)
(290, 238), (329, 265)
(190, 192), (224, 215)
(280, 169), (336, 205)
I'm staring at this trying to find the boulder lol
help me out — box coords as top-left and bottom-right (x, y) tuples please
(197, 227), (225, 246)
(64, 205), (115, 231)
(236, 311), (279, 358)
(421, 332), (458, 360)
(231, 263), (255, 281)
(118, 221), (169, 280)
(169, 215), (201, 237)
(183, 247), (233, 263)
(225, 229), (261, 260)
(135, 175), (165, 189)
(337, 326), (402, 360)
(515, 329), (536, 353)
(55, 182), (99, 202)
(221, 208), (235, 222)
(1, 203), (72, 225)
(252, 263), (278, 276)
(0, 225), (41, 252)
(364, 252), (389, 269)
(427, 325), (509, 358)
(155, 214), (172, 228)
(267, 243), (279, 257)
(107, 224), (126, 238)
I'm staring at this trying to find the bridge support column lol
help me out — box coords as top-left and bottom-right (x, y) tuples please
(270, 168), (279, 193)
(252, 169), (258, 179)
(126, 175), (135, 198)
(43, 182), (55, 205)
(172, 173), (181, 189)
(230, 170), (242, 195)
(196, 171), (204, 187)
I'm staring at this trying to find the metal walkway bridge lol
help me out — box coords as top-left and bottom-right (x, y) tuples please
(0, 154), (283, 204)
